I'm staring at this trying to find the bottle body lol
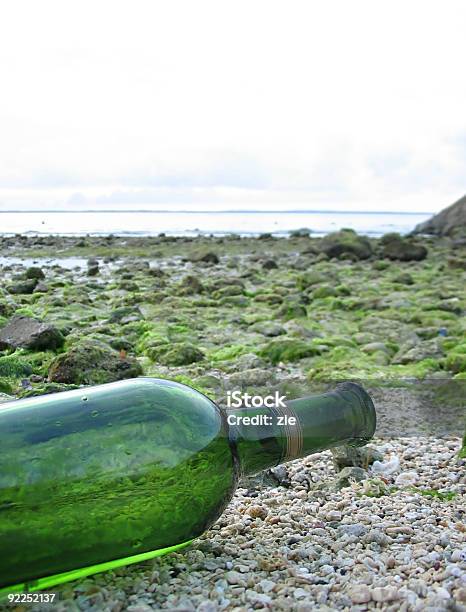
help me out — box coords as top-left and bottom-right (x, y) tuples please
(0, 378), (238, 591)
(0, 378), (376, 593)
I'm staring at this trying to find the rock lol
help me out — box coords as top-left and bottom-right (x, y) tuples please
(25, 266), (45, 280)
(371, 586), (399, 602)
(361, 342), (391, 354)
(189, 251), (219, 264)
(0, 316), (64, 351)
(381, 233), (428, 261)
(290, 228), (312, 237)
(262, 259), (278, 270)
(413, 194), (466, 237)
(349, 585), (371, 604)
(109, 306), (144, 324)
(148, 342), (205, 366)
(7, 279), (38, 294)
(250, 322), (286, 337)
(331, 446), (384, 470)
(371, 456), (400, 475)
(334, 466), (368, 489)
(392, 338), (444, 364)
(320, 229), (372, 260)
(246, 505), (268, 519)
(395, 471), (419, 486)
(311, 285), (338, 299)
(393, 272), (414, 285)
(48, 339), (143, 384)
(259, 338), (320, 364)
(229, 368), (275, 386)
(33, 281), (49, 293)
(87, 264), (99, 276)
(338, 523), (368, 537)
(179, 275), (204, 294)
(225, 571), (245, 585)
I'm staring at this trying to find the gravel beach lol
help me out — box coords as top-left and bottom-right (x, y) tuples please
(0, 231), (464, 611)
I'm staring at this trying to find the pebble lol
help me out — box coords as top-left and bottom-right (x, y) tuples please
(395, 471), (419, 486)
(246, 505), (268, 520)
(22, 435), (463, 612)
(349, 585), (371, 603)
(372, 586), (399, 602)
(372, 456), (400, 474)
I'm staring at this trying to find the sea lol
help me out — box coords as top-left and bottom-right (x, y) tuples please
(0, 209), (431, 237)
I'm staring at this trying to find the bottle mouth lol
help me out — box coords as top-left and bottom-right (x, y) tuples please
(335, 382), (377, 447)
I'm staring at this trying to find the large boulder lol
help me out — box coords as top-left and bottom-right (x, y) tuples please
(380, 233), (427, 261)
(0, 316), (64, 351)
(48, 338), (143, 385)
(413, 194), (466, 237)
(320, 229), (372, 260)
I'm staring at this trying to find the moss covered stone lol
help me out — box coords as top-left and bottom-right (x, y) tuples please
(48, 339), (143, 384)
(259, 339), (321, 364)
(147, 342), (205, 366)
(320, 229), (372, 260)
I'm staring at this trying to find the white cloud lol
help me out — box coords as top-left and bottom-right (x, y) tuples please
(0, 0), (465, 211)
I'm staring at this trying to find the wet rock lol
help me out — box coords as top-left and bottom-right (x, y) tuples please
(48, 338), (143, 385)
(381, 233), (428, 261)
(320, 229), (372, 260)
(0, 316), (64, 351)
(25, 266), (45, 280)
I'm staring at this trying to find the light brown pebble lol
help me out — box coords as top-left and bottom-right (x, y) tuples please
(247, 505), (268, 519)
(455, 587), (466, 602)
(371, 586), (399, 602)
(386, 526), (414, 536)
(349, 585), (371, 604)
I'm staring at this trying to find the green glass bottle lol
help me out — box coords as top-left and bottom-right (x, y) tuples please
(0, 378), (376, 595)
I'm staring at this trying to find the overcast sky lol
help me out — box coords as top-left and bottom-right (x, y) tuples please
(1, 0), (466, 212)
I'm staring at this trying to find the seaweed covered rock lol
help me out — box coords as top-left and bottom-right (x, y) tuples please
(147, 342), (205, 366)
(189, 251), (219, 264)
(0, 316), (64, 351)
(25, 267), (45, 280)
(320, 229), (372, 260)
(48, 338), (143, 384)
(7, 279), (38, 294)
(259, 338), (321, 364)
(380, 233), (428, 262)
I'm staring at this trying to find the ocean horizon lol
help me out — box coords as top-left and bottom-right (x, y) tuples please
(0, 209), (432, 237)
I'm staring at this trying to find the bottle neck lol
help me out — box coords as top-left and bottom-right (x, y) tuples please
(227, 382), (376, 476)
